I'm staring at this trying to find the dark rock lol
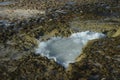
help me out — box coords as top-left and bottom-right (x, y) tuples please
(67, 36), (120, 80)
(0, 0), (120, 80)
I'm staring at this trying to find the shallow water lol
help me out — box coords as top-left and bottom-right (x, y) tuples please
(0, 1), (15, 6)
(0, 20), (11, 27)
(35, 31), (105, 68)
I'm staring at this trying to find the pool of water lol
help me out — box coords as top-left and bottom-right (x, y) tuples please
(35, 31), (105, 68)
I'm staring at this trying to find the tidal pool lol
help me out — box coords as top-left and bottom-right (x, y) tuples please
(35, 31), (105, 68)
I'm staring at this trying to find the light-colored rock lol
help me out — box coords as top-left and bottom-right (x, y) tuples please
(112, 28), (120, 37)
(0, 9), (45, 20)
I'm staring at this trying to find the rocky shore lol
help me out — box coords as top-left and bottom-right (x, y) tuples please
(0, 0), (120, 80)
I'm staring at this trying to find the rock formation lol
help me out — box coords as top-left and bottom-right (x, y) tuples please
(0, 0), (120, 80)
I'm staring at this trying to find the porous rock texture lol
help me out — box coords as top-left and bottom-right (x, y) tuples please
(0, 0), (120, 80)
(67, 36), (120, 80)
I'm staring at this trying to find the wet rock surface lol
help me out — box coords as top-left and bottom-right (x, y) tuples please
(0, 34), (120, 80)
(0, 53), (67, 80)
(67, 36), (120, 80)
(0, 0), (120, 80)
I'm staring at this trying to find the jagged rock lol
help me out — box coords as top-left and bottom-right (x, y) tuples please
(1, 35), (120, 80)
(67, 36), (120, 80)
(0, 53), (67, 80)
(0, 0), (120, 80)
